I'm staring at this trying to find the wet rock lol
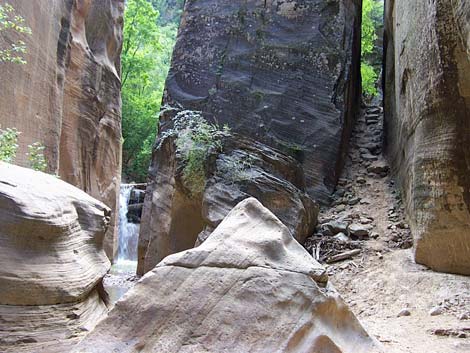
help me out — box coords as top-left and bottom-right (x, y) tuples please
(74, 198), (379, 353)
(0, 162), (110, 353)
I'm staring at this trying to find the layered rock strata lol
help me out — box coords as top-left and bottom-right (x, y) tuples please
(162, 0), (362, 202)
(138, 116), (318, 275)
(75, 198), (380, 353)
(384, 0), (470, 274)
(0, 162), (110, 352)
(0, 0), (123, 259)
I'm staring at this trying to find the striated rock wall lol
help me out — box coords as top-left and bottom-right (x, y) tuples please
(0, 0), (123, 259)
(138, 110), (318, 274)
(75, 198), (380, 353)
(140, 0), (362, 274)
(0, 162), (110, 353)
(159, 0), (362, 203)
(384, 0), (470, 274)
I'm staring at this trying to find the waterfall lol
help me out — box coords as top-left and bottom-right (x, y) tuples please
(116, 184), (139, 268)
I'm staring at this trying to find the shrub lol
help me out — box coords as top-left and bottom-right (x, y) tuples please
(0, 127), (20, 162)
(361, 62), (378, 97)
(160, 110), (228, 196)
(27, 142), (47, 172)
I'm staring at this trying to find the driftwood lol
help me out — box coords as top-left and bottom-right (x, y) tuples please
(326, 249), (361, 264)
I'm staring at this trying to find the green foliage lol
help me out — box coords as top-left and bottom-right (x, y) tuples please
(0, 3), (31, 64)
(121, 0), (179, 181)
(161, 110), (228, 196)
(218, 154), (255, 184)
(361, 62), (378, 96)
(361, 0), (383, 97)
(0, 127), (20, 162)
(27, 142), (47, 172)
(150, 0), (185, 26)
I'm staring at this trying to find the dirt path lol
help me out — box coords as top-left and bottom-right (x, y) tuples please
(306, 104), (470, 352)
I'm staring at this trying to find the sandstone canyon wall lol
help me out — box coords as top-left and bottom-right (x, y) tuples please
(0, 0), (124, 259)
(384, 0), (470, 274)
(0, 163), (111, 353)
(139, 0), (362, 274)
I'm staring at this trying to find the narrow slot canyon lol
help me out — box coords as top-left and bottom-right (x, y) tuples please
(0, 1), (469, 352)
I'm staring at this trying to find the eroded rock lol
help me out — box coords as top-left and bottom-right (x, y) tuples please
(0, 0), (124, 260)
(384, 0), (470, 274)
(0, 162), (111, 353)
(157, 0), (362, 204)
(74, 198), (379, 353)
(138, 129), (318, 275)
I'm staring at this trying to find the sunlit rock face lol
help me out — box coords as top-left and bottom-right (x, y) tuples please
(0, 0), (124, 260)
(384, 0), (470, 274)
(0, 162), (110, 353)
(74, 198), (380, 353)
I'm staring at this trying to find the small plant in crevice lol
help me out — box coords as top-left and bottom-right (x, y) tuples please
(0, 127), (20, 163)
(159, 110), (230, 196)
(27, 142), (47, 172)
(218, 154), (255, 184)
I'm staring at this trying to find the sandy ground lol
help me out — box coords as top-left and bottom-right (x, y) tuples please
(316, 104), (470, 353)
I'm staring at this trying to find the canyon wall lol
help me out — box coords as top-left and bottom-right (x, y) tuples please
(384, 0), (470, 274)
(139, 0), (362, 274)
(0, 0), (123, 259)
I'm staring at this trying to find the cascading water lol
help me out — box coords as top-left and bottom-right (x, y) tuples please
(115, 184), (139, 271)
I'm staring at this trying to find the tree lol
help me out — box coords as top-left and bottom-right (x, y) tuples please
(0, 2), (31, 64)
(121, 0), (179, 181)
(361, 0), (383, 97)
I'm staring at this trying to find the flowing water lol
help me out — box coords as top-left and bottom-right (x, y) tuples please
(117, 184), (139, 266)
(105, 184), (140, 303)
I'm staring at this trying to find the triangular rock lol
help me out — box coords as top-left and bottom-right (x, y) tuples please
(74, 198), (380, 353)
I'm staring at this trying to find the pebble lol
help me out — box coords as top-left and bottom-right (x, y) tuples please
(348, 224), (370, 238)
(348, 197), (361, 206)
(458, 313), (469, 320)
(429, 306), (443, 316)
(397, 308), (411, 317)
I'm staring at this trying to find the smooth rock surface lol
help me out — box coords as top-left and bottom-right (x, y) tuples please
(0, 0), (124, 259)
(75, 198), (379, 353)
(384, 0), (470, 274)
(138, 130), (318, 275)
(0, 162), (110, 352)
(155, 0), (362, 204)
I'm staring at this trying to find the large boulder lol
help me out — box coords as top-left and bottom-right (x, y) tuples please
(384, 0), (470, 274)
(74, 198), (379, 353)
(0, 0), (124, 260)
(0, 162), (110, 352)
(138, 119), (318, 275)
(148, 0), (361, 196)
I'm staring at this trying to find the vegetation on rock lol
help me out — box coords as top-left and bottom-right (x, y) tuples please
(160, 110), (229, 196)
(0, 127), (19, 162)
(0, 2), (31, 64)
(121, 0), (181, 182)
